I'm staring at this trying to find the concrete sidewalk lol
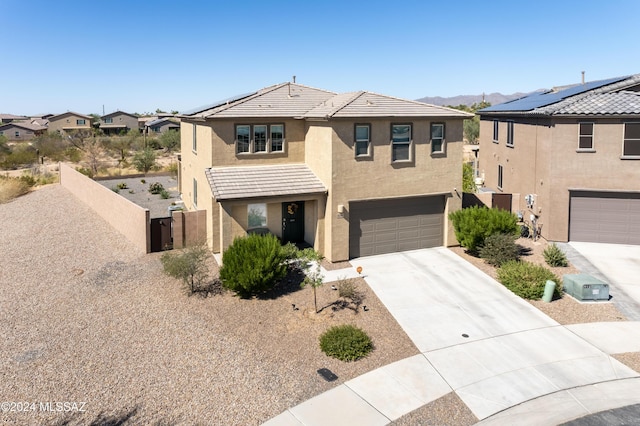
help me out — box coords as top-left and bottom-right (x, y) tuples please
(264, 248), (640, 425)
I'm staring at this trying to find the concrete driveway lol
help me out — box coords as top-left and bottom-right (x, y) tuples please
(569, 242), (640, 311)
(266, 247), (640, 425)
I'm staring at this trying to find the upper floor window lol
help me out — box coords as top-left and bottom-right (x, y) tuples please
(391, 124), (412, 162)
(192, 178), (198, 208)
(104, 118), (113, 124)
(578, 122), (594, 150)
(192, 123), (197, 153)
(431, 123), (445, 154)
(355, 124), (371, 157)
(15, 131), (20, 137)
(77, 119), (86, 125)
(492, 120), (499, 143)
(623, 122), (640, 157)
(254, 125), (267, 153)
(497, 164), (503, 190)
(236, 124), (285, 154)
(506, 121), (514, 147)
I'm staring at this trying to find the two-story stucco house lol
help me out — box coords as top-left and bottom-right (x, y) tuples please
(478, 74), (640, 245)
(47, 111), (92, 135)
(0, 121), (46, 141)
(179, 82), (471, 262)
(99, 111), (139, 135)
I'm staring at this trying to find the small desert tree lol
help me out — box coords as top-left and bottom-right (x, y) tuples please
(297, 248), (324, 313)
(132, 148), (157, 173)
(160, 242), (211, 294)
(159, 130), (180, 152)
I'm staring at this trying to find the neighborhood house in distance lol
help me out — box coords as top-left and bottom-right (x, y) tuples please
(478, 73), (640, 245)
(0, 111), (180, 140)
(178, 82), (472, 262)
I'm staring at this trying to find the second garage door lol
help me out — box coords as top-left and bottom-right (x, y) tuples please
(569, 191), (640, 244)
(349, 196), (444, 258)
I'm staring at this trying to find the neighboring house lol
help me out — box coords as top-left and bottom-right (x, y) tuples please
(145, 117), (179, 134)
(99, 111), (139, 135)
(48, 112), (93, 134)
(0, 121), (47, 141)
(179, 82), (471, 262)
(0, 114), (28, 124)
(478, 73), (640, 245)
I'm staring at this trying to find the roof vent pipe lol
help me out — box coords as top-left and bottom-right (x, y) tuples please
(292, 75), (296, 83)
(581, 71), (585, 84)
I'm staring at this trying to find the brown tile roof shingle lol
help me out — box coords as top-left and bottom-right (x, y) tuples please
(205, 164), (327, 201)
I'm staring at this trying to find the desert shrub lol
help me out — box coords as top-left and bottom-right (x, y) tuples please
(148, 182), (164, 194)
(543, 243), (568, 267)
(116, 182), (128, 190)
(76, 167), (94, 178)
(18, 174), (37, 187)
(111, 186), (120, 193)
(319, 325), (373, 362)
(497, 261), (561, 300)
(219, 233), (288, 298)
(160, 189), (170, 199)
(479, 233), (520, 266)
(337, 277), (364, 305)
(0, 177), (30, 203)
(449, 205), (519, 254)
(161, 243), (211, 294)
(132, 148), (157, 173)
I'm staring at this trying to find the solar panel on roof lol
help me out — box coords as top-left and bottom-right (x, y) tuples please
(181, 91), (257, 115)
(480, 76), (630, 112)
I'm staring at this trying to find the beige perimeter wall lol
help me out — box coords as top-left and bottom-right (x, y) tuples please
(59, 163), (150, 253)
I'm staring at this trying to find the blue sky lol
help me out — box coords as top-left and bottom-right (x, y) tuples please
(2, 0), (638, 116)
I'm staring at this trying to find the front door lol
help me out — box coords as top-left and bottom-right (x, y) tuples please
(282, 201), (305, 243)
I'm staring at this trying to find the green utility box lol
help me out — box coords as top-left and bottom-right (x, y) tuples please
(563, 274), (609, 301)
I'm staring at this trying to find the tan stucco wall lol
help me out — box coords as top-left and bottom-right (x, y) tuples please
(48, 114), (92, 134)
(479, 117), (640, 241)
(325, 118), (465, 261)
(59, 163), (150, 253)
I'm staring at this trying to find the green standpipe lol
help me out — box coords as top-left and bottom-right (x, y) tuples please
(542, 280), (556, 303)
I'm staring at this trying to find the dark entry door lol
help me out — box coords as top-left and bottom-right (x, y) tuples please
(282, 201), (304, 243)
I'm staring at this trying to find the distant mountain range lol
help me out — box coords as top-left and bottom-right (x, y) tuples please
(416, 92), (530, 107)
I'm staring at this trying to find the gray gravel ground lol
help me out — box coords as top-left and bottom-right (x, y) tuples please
(0, 185), (420, 425)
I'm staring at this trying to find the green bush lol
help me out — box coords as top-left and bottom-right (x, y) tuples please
(76, 167), (94, 178)
(18, 174), (37, 187)
(219, 233), (288, 298)
(148, 182), (164, 194)
(543, 243), (568, 267)
(319, 325), (373, 362)
(497, 261), (561, 300)
(449, 205), (519, 254)
(117, 182), (128, 190)
(160, 189), (170, 199)
(479, 233), (520, 266)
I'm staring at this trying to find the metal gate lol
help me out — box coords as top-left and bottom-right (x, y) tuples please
(150, 217), (172, 252)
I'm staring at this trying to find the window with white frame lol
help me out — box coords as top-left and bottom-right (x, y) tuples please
(247, 203), (267, 228)
(15, 131), (20, 137)
(355, 124), (370, 157)
(623, 122), (640, 157)
(431, 123), (445, 154)
(578, 122), (594, 150)
(192, 123), (197, 153)
(391, 124), (412, 162)
(498, 164), (503, 189)
(77, 119), (86, 125)
(236, 124), (285, 154)
(493, 120), (499, 143)
(506, 121), (514, 147)
(254, 125), (267, 153)
(192, 178), (198, 208)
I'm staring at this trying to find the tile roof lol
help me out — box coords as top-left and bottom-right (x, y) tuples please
(49, 111), (92, 121)
(183, 82), (471, 120)
(205, 164), (327, 201)
(306, 91), (472, 118)
(101, 110), (138, 119)
(0, 121), (46, 131)
(0, 114), (28, 120)
(145, 118), (179, 127)
(553, 91), (640, 115)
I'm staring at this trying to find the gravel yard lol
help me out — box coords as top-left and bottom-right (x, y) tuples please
(2, 186), (638, 425)
(0, 185), (418, 425)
